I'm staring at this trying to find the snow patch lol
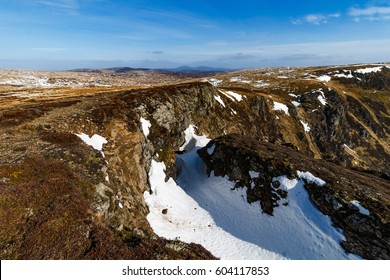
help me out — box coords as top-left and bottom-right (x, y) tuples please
(297, 171), (326, 186)
(229, 76), (251, 84)
(316, 90), (327, 106)
(76, 133), (107, 154)
(334, 72), (354, 79)
(180, 125), (210, 152)
(253, 80), (270, 88)
(318, 95), (327, 106)
(273, 176), (299, 191)
(203, 78), (223, 86)
(317, 75), (331, 82)
(300, 121), (311, 133)
(249, 170), (260, 178)
(219, 90), (243, 102)
(273, 101), (290, 115)
(350, 200), (370, 216)
(140, 117), (152, 138)
(214, 95), (225, 107)
(291, 101), (301, 107)
(356, 66), (383, 74)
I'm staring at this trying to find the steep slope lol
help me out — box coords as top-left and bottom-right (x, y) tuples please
(0, 64), (389, 259)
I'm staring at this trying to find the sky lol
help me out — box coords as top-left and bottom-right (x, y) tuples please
(0, 0), (390, 70)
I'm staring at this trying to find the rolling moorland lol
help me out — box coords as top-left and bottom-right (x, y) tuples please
(0, 63), (389, 259)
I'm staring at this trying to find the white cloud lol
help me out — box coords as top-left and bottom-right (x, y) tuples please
(349, 5), (390, 21)
(37, 0), (79, 15)
(292, 13), (340, 25)
(305, 14), (327, 24)
(349, 6), (390, 16)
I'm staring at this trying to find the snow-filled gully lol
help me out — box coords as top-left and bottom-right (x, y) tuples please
(144, 125), (360, 260)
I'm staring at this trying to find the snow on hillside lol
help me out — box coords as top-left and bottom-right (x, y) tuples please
(313, 65), (389, 82)
(0, 73), (85, 88)
(219, 90), (243, 102)
(0, 69), (114, 88)
(229, 76), (251, 84)
(300, 121), (311, 133)
(140, 117), (151, 138)
(76, 133), (107, 155)
(214, 95), (225, 107)
(315, 89), (327, 106)
(350, 200), (370, 216)
(144, 125), (360, 260)
(253, 80), (270, 88)
(273, 101), (290, 115)
(202, 78), (223, 86)
(356, 66), (384, 74)
(317, 75), (331, 82)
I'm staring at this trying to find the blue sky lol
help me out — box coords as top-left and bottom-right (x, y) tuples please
(1, 0), (390, 69)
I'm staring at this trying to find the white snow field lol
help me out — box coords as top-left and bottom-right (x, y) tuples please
(144, 125), (360, 260)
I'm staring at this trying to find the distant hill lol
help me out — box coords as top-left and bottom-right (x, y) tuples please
(105, 67), (153, 72)
(163, 65), (232, 73)
(70, 65), (233, 74)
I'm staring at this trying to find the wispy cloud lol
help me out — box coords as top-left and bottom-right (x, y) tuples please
(292, 13), (340, 25)
(37, 0), (79, 15)
(137, 8), (214, 28)
(208, 41), (230, 46)
(32, 47), (67, 52)
(229, 52), (255, 60)
(349, 5), (390, 21)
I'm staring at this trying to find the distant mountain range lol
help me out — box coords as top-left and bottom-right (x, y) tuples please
(162, 65), (233, 73)
(71, 65), (233, 74)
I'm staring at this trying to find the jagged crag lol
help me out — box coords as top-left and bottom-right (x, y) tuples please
(0, 64), (389, 259)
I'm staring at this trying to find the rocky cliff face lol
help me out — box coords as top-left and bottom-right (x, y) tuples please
(0, 64), (389, 259)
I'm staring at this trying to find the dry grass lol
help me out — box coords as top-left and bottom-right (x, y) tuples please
(0, 157), (95, 259)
